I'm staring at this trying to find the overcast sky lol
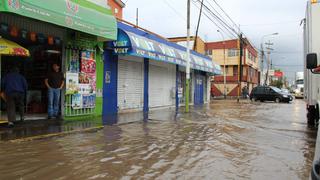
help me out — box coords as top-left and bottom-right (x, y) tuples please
(123, 0), (307, 83)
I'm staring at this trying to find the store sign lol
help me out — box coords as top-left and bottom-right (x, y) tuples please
(111, 29), (221, 75)
(0, 0), (117, 40)
(268, 70), (275, 76)
(274, 71), (284, 77)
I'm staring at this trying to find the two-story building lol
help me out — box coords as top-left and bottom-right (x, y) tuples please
(206, 39), (260, 97)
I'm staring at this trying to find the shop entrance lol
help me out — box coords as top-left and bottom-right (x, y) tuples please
(0, 44), (62, 121)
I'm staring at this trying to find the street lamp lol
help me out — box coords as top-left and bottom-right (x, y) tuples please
(217, 30), (226, 99)
(260, 32), (278, 85)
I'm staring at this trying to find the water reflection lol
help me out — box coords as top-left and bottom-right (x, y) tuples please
(0, 100), (316, 179)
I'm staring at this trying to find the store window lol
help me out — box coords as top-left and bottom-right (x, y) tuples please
(228, 49), (239, 57)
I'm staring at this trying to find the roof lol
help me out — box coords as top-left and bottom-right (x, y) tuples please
(114, 0), (125, 8)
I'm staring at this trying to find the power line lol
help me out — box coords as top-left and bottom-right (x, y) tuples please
(192, 1), (237, 39)
(209, 0), (238, 29)
(240, 20), (300, 27)
(198, 0), (239, 36)
(192, 1), (238, 38)
(162, 0), (187, 21)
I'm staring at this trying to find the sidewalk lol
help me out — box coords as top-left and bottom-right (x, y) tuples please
(0, 107), (183, 141)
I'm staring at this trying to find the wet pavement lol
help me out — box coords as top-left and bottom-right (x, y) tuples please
(0, 99), (317, 179)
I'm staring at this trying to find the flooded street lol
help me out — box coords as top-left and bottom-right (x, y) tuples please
(0, 100), (317, 180)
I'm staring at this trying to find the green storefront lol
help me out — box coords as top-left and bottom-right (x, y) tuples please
(0, 0), (117, 121)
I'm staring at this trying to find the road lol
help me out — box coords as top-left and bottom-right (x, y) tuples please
(0, 100), (316, 180)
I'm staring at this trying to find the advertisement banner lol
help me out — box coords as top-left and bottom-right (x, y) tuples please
(66, 72), (79, 95)
(72, 93), (82, 109)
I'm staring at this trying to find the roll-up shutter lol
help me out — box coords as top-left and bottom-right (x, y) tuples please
(117, 56), (144, 110)
(149, 61), (176, 108)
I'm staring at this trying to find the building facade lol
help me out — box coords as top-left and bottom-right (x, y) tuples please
(206, 39), (260, 97)
(103, 21), (221, 119)
(107, 0), (125, 19)
(0, 0), (118, 122)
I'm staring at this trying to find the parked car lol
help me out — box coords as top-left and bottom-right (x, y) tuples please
(250, 86), (293, 103)
(281, 88), (294, 100)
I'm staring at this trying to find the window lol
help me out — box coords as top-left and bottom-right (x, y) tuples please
(225, 65), (229, 75)
(233, 66), (238, 76)
(228, 49), (239, 57)
(205, 49), (212, 55)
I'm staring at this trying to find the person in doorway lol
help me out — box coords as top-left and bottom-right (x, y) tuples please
(45, 63), (64, 119)
(1, 66), (27, 127)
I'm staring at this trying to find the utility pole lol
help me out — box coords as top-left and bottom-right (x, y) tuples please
(186, 0), (191, 113)
(260, 32), (278, 85)
(264, 40), (274, 85)
(237, 33), (243, 102)
(136, 8), (139, 26)
(260, 43), (264, 85)
(193, 0), (204, 51)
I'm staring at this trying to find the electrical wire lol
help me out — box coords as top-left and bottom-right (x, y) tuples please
(192, 0), (238, 39)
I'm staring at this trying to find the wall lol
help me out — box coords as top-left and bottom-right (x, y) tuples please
(168, 37), (206, 55)
(107, 0), (124, 19)
(212, 49), (240, 66)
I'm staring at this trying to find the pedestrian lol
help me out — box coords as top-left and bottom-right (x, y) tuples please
(45, 63), (64, 119)
(242, 86), (248, 99)
(1, 66), (27, 127)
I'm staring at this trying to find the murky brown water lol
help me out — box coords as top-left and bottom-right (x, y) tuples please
(0, 100), (316, 180)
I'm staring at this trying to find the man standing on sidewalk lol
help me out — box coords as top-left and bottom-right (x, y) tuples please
(45, 63), (64, 119)
(1, 66), (28, 127)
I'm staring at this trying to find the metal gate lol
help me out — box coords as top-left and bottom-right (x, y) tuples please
(194, 73), (205, 105)
(117, 56), (144, 110)
(149, 61), (176, 108)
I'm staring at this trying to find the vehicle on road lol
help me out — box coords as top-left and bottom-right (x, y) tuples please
(281, 88), (294, 99)
(304, 0), (320, 126)
(304, 1), (320, 178)
(250, 86), (293, 103)
(293, 73), (304, 99)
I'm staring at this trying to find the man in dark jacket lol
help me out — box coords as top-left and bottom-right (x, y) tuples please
(1, 66), (28, 127)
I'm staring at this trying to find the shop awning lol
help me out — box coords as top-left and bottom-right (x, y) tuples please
(0, 37), (30, 56)
(110, 22), (221, 75)
(0, 0), (117, 40)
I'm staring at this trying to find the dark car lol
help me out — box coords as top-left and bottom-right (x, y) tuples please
(250, 86), (293, 103)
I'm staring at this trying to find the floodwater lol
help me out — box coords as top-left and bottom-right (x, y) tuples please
(0, 100), (317, 180)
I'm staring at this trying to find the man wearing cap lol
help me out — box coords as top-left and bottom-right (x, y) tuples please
(45, 63), (64, 119)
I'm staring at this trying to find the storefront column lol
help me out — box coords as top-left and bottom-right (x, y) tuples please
(176, 65), (179, 111)
(103, 50), (118, 120)
(143, 58), (149, 114)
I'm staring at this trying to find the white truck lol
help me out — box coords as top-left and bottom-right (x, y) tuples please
(304, 1), (320, 179)
(294, 72), (304, 99)
(304, 0), (320, 126)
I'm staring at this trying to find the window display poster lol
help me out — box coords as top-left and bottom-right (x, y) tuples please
(87, 73), (96, 93)
(79, 84), (92, 94)
(72, 93), (82, 109)
(83, 94), (96, 108)
(81, 50), (94, 61)
(79, 72), (90, 84)
(69, 50), (79, 73)
(66, 72), (79, 95)
(81, 60), (96, 73)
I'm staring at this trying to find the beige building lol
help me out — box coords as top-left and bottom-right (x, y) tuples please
(206, 39), (260, 96)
